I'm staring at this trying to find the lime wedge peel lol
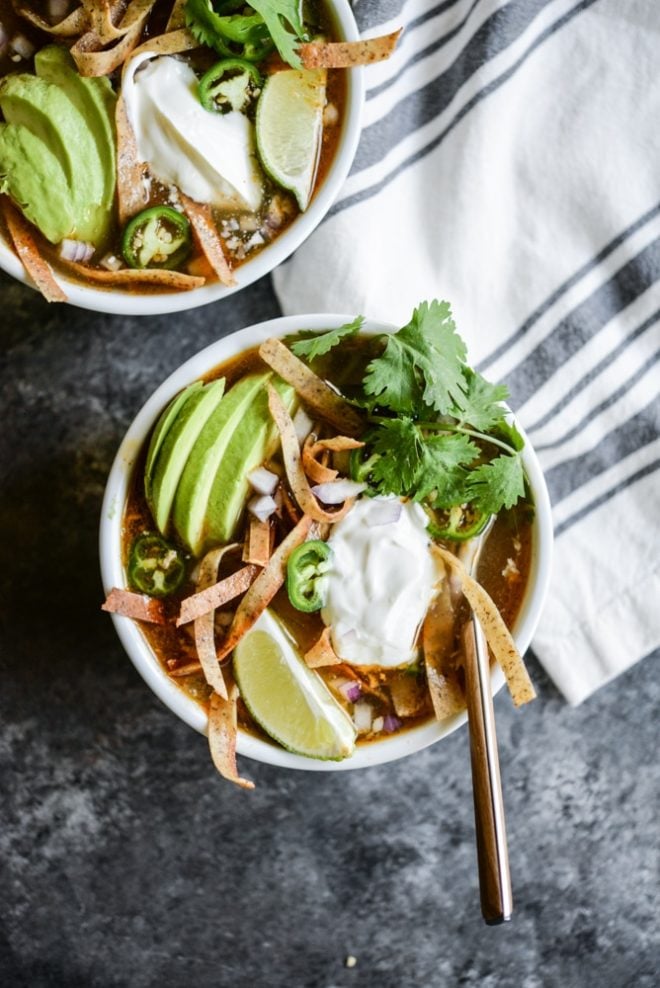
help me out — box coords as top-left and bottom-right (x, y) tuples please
(256, 68), (327, 211)
(233, 608), (356, 761)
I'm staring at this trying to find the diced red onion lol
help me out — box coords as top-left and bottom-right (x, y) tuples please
(383, 714), (402, 734)
(248, 494), (277, 522)
(366, 498), (402, 527)
(339, 681), (361, 703)
(311, 479), (366, 505)
(372, 716), (384, 733)
(292, 406), (314, 443)
(59, 239), (94, 263)
(100, 253), (122, 272)
(248, 466), (279, 496)
(10, 33), (35, 60)
(352, 702), (373, 734)
(47, 0), (71, 22)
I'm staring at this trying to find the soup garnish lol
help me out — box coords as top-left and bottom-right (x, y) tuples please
(103, 299), (536, 788)
(0, 0), (399, 301)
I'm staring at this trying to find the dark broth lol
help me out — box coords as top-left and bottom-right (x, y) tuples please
(122, 338), (533, 748)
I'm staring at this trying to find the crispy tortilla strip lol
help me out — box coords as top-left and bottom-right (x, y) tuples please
(81, 0), (129, 43)
(389, 674), (430, 719)
(208, 684), (254, 790)
(180, 194), (235, 287)
(14, 3), (88, 36)
(126, 26), (199, 65)
(267, 384), (355, 524)
(193, 544), (241, 700)
(115, 94), (149, 226)
(303, 435), (364, 483)
(302, 435), (336, 484)
(1, 198), (66, 303)
(279, 483), (302, 525)
(433, 546), (536, 707)
(243, 517), (272, 567)
(101, 587), (167, 624)
(300, 29), (401, 68)
(55, 257), (205, 290)
(304, 627), (340, 668)
(259, 338), (364, 437)
(166, 0), (188, 31)
(216, 515), (314, 662)
(177, 563), (259, 627)
(426, 664), (465, 721)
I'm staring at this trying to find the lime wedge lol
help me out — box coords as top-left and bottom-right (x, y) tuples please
(256, 68), (327, 211)
(234, 609), (356, 761)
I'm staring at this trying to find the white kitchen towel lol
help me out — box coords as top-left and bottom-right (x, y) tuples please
(273, 0), (660, 704)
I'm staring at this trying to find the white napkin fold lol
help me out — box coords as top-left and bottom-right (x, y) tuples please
(274, 0), (660, 703)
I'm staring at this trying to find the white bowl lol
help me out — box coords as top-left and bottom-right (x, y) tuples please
(99, 314), (554, 770)
(0, 2), (364, 316)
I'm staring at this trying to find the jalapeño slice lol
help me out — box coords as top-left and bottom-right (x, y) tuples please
(128, 533), (186, 597)
(199, 58), (263, 114)
(286, 540), (332, 612)
(122, 206), (192, 270)
(427, 504), (489, 542)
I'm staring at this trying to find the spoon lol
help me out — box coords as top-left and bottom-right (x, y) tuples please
(460, 518), (513, 925)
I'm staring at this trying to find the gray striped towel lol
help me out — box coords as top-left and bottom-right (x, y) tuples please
(273, 0), (660, 704)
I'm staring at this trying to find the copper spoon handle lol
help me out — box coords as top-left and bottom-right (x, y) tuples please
(462, 615), (513, 925)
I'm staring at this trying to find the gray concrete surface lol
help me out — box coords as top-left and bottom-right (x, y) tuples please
(0, 272), (658, 988)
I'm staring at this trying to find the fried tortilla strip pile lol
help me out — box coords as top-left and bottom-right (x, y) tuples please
(267, 384), (356, 524)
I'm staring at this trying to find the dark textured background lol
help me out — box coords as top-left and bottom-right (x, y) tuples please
(1, 272), (658, 988)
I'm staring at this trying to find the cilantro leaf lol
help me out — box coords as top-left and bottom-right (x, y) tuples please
(363, 300), (467, 415)
(453, 369), (509, 431)
(465, 453), (525, 515)
(413, 433), (479, 503)
(291, 316), (364, 362)
(248, 0), (305, 67)
(493, 418), (525, 453)
(369, 418), (423, 495)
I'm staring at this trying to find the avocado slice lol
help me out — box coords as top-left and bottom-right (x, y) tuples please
(144, 381), (205, 505)
(172, 373), (272, 556)
(148, 378), (226, 536)
(203, 378), (296, 549)
(34, 46), (116, 245)
(0, 123), (75, 244)
(0, 73), (108, 245)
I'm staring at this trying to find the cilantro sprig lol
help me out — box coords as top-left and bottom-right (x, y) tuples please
(290, 300), (527, 520)
(291, 316), (364, 361)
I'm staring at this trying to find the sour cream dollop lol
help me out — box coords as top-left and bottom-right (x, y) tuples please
(123, 55), (264, 211)
(321, 498), (442, 668)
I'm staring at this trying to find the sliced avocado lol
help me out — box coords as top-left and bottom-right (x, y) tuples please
(172, 373), (271, 556)
(0, 74), (108, 245)
(0, 123), (75, 243)
(144, 381), (205, 504)
(148, 379), (226, 535)
(203, 379), (296, 549)
(34, 46), (116, 245)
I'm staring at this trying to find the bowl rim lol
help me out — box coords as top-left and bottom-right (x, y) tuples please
(0, 0), (365, 317)
(99, 313), (554, 771)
